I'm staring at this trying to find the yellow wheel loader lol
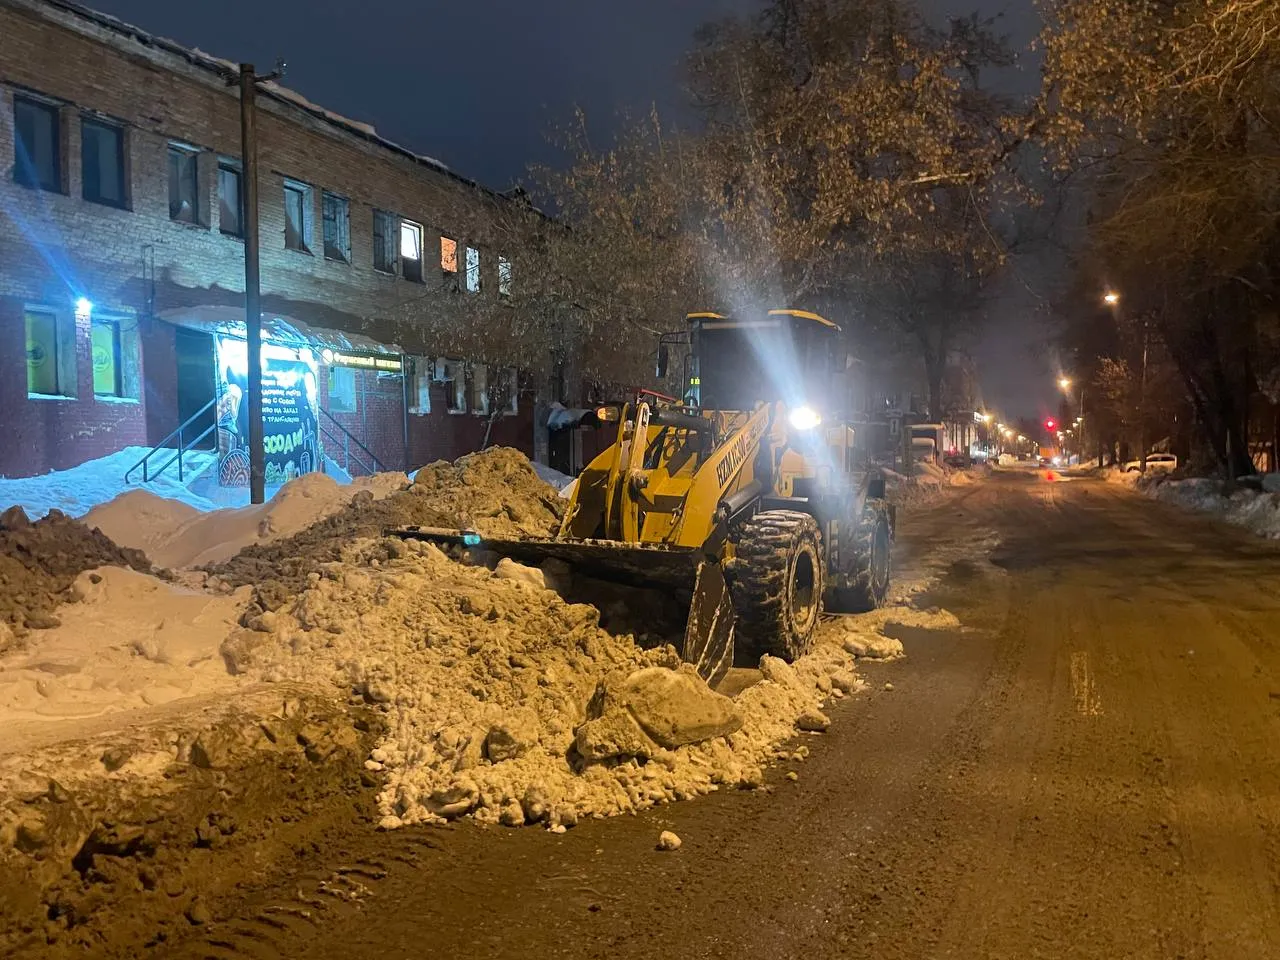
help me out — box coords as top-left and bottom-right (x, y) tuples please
(394, 309), (892, 685)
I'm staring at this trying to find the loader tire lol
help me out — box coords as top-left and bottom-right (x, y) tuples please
(829, 503), (891, 613)
(729, 510), (824, 662)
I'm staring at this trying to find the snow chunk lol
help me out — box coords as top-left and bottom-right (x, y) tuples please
(657, 830), (682, 851)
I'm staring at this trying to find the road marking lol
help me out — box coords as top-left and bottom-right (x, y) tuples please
(1069, 651), (1104, 716)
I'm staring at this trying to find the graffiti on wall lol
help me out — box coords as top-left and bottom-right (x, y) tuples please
(214, 337), (320, 487)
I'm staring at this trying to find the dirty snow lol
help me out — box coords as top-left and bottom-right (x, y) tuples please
(85, 470), (409, 569)
(0, 446), (942, 837)
(884, 461), (981, 505)
(1143, 475), (1280, 539)
(221, 535), (875, 828)
(1104, 468), (1280, 540)
(0, 567), (249, 721)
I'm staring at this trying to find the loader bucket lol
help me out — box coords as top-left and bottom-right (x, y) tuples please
(388, 527), (735, 685)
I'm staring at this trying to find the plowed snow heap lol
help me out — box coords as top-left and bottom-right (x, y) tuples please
(207, 448), (862, 828)
(0, 505), (151, 650)
(209, 447), (565, 596)
(227, 535), (857, 828)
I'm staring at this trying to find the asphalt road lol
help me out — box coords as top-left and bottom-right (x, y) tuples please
(164, 471), (1280, 960)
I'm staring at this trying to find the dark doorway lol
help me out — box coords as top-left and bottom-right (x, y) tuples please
(175, 328), (216, 450)
(549, 427), (572, 475)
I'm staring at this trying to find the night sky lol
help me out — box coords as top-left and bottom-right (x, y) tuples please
(88, 0), (1050, 416)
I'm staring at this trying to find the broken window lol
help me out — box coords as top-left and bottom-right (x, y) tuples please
(81, 117), (125, 208)
(465, 246), (481, 293)
(322, 192), (350, 262)
(373, 210), (397, 273)
(25, 308), (75, 398)
(283, 179), (313, 253)
(218, 159), (242, 236)
(168, 144), (198, 223)
(498, 255), (512, 298)
(13, 96), (61, 192)
(400, 219), (424, 283)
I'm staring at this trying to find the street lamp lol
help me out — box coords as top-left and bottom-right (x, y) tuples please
(1058, 376), (1072, 391)
(1104, 291), (1120, 306)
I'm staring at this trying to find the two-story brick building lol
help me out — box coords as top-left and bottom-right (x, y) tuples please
(1, 0), (559, 485)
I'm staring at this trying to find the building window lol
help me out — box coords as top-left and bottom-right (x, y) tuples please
(436, 358), (466, 413)
(373, 209), (397, 274)
(283, 179), (313, 253)
(168, 144), (199, 223)
(407, 356), (431, 415)
(498, 256), (512, 298)
(328, 366), (357, 413)
(322, 192), (350, 262)
(498, 366), (518, 414)
(14, 96), (61, 193)
(400, 220), (424, 283)
(25, 309), (75, 398)
(217, 160), (242, 236)
(465, 246), (481, 293)
(441, 236), (458, 282)
(81, 117), (126, 208)
(470, 363), (490, 416)
(90, 317), (140, 400)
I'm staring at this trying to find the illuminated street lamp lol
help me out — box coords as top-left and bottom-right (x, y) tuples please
(1104, 291), (1120, 306)
(1058, 377), (1072, 392)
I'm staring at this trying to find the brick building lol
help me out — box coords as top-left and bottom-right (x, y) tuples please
(0, 0), (556, 485)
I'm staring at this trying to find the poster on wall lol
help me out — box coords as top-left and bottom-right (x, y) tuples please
(213, 336), (320, 488)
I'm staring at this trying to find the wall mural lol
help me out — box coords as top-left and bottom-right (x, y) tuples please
(214, 336), (320, 487)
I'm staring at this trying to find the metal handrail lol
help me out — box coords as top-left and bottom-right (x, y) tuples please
(124, 397), (218, 484)
(318, 406), (385, 477)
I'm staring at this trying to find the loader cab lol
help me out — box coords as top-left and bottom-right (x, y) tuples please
(682, 309), (842, 416)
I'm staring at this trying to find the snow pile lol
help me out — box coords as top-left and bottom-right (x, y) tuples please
(0, 506), (152, 643)
(527, 463), (578, 499)
(85, 470), (409, 569)
(0, 447), (218, 520)
(209, 447), (564, 596)
(884, 461), (974, 505)
(1145, 476), (1280, 539)
(835, 605), (960, 661)
(0, 567), (248, 721)
(228, 537), (866, 828)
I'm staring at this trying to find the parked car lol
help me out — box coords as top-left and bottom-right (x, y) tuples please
(1123, 453), (1178, 473)
(943, 452), (971, 469)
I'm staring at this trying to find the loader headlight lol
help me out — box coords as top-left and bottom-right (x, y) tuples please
(788, 405), (822, 431)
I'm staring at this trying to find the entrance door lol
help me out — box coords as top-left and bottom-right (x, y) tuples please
(548, 427), (572, 475)
(175, 328), (216, 450)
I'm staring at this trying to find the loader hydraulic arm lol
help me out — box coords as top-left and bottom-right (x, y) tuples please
(669, 403), (773, 549)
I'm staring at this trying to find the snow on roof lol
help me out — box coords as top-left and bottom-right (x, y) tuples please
(36, 0), (478, 193)
(155, 306), (403, 356)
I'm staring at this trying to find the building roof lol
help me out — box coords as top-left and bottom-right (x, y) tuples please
(15, 0), (533, 209)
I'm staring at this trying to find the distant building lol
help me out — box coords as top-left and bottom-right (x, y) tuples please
(0, 0), (554, 484)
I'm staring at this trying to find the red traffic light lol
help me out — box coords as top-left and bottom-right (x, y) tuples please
(1044, 418), (1057, 431)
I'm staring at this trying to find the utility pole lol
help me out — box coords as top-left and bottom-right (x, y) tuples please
(234, 61), (284, 505)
